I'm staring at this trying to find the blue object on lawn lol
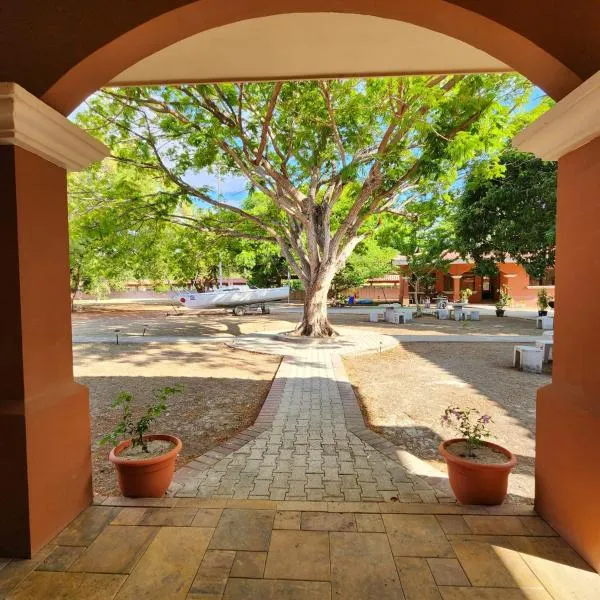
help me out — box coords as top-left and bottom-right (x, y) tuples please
(357, 299), (374, 304)
(348, 296), (355, 305)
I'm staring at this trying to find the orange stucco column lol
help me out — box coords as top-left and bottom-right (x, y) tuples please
(451, 275), (462, 302)
(534, 137), (600, 571)
(0, 146), (92, 558)
(402, 276), (410, 305)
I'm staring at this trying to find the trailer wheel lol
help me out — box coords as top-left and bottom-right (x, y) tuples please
(233, 305), (245, 316)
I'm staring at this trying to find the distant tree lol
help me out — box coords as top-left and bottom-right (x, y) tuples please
(76, 75), (537, 335)
(330, 240), (397, 300)
(454, 151), (556, 279)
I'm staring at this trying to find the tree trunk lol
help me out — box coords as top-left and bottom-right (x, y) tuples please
(296, 280), (336, 337)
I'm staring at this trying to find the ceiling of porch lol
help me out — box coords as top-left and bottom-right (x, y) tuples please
(109, 13), (509, 86)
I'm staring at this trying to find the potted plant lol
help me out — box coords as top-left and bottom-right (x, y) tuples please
(537, 288), (550, 316)
(495, 285), (511, 317)
(101, 386), (183, 497)
(459, 288), (473, 304)
(438, 406), (516, 505)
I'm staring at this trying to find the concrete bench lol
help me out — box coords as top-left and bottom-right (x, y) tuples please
(436, 309), (449, 320)
(535, 339), (554, 362)
(465, 310), (480, 321)
(536, 316), (554, 330)
(369, 311), (383, 323)
(542, 330), (553, 337)
(513, 345), (543, 373)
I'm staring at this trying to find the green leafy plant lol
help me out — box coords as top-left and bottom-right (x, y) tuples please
(495, 285), (512, 310)
(100, 386), (182, 452)
(459, 288), (473, 303)
(441, 406), (493, 457)
(537, 288), (550, 311)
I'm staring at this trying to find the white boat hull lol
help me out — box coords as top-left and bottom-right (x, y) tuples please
(176, 286), (289, 309)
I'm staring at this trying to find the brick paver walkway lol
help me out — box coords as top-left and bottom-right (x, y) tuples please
(170, 334), (453, 502)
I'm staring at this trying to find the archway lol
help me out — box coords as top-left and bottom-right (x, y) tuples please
(1, 2), (600, 571)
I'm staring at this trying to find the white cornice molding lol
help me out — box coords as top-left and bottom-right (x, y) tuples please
(513, 71), (600, 160)
(0, 82), (109, 171)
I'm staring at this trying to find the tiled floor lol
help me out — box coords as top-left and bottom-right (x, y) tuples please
(2, 498), (600, 599)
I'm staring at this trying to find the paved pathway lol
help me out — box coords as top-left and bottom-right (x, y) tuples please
(170, 333), (454, 502)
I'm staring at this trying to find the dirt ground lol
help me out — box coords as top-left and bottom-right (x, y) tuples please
(344, 343), (551, 503)
(74, 342), (280, 495)
(72, 302), (538, 338)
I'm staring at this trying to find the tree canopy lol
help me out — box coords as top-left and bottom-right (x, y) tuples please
(453, 150), (556, 279)
(75, 74), (539, 334)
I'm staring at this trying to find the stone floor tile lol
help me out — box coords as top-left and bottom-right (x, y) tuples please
(436, 516), (471, 535)
(518, 516), (557, 537)
(69, 526), (157, 574)
(451, 541), (542, 589)
(277, 501), (328, 512)
(201, 550), (236, 570)
(0, 545), (55, 597)
(356, 513), (386, 533)
(111, 508), (147, 526)
(427, 558), (470, 586)
(223, 578), (331, 600)
(509, 536), (600, 600)
(209, 509), (274, 551)
(330, 532), (404, 600)
(188, 568), (228, 599)
(438, 588), (552, 600)
(383, 514), (454, 558)
(230, 552), (267, 578)
(7, 572), (126, 600)
(115, 527), (213, 600)
(394, 557), (442, 600)
(274, 510), (301, 530)
(55, 506), (121, 547)
(176, 498), (228, 509)
(35, 546), (86, 572)
(263, 530), (330, 581)
(301, 511), (356, 532)
(139, 508), (198, 527)
(191, 508), (223, 528)
(462, 516), (530, 536)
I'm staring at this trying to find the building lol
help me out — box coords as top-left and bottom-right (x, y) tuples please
(391, 254), (555, 307)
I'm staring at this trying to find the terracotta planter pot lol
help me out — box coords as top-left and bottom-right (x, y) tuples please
(109, 434), (182, 498)
(439, 439), (516, 505)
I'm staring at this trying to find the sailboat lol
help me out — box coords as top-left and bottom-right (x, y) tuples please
(175, 285), (290, 314)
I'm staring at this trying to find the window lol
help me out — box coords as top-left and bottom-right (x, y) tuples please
(529, 268), (555, 286)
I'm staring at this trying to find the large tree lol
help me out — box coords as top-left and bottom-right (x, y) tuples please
(453, 150), (556, 278)
(77, 75), (535, 335)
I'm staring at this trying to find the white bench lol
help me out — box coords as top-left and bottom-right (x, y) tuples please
(369, 311), (383, 323)
(542, 330), (553, 337)
(465, 310), (480, 321)
(513, 345), (543, 373)
(436, 309), (449, 320)
(536, 316), (554, 330)
(535, 339), (554, 362)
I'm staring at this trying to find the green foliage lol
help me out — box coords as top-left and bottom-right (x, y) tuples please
(100, 386), (182, 452)
(495, 285), (512, 310)
(460, 288), (473, 303)
(330, 240), (397, 298)
(537, 288), (550, 311)
(441, 406), (493, 457)
(454, 150), (556, 279)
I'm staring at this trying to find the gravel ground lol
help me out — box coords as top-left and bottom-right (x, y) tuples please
(74, 342), (280, 495)
(344, 342), (551, 503)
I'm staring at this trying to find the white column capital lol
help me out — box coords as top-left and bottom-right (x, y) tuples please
(450, 275), (463, 280)
(0, 82), (109, 171)
(513, 70), (600, 160)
